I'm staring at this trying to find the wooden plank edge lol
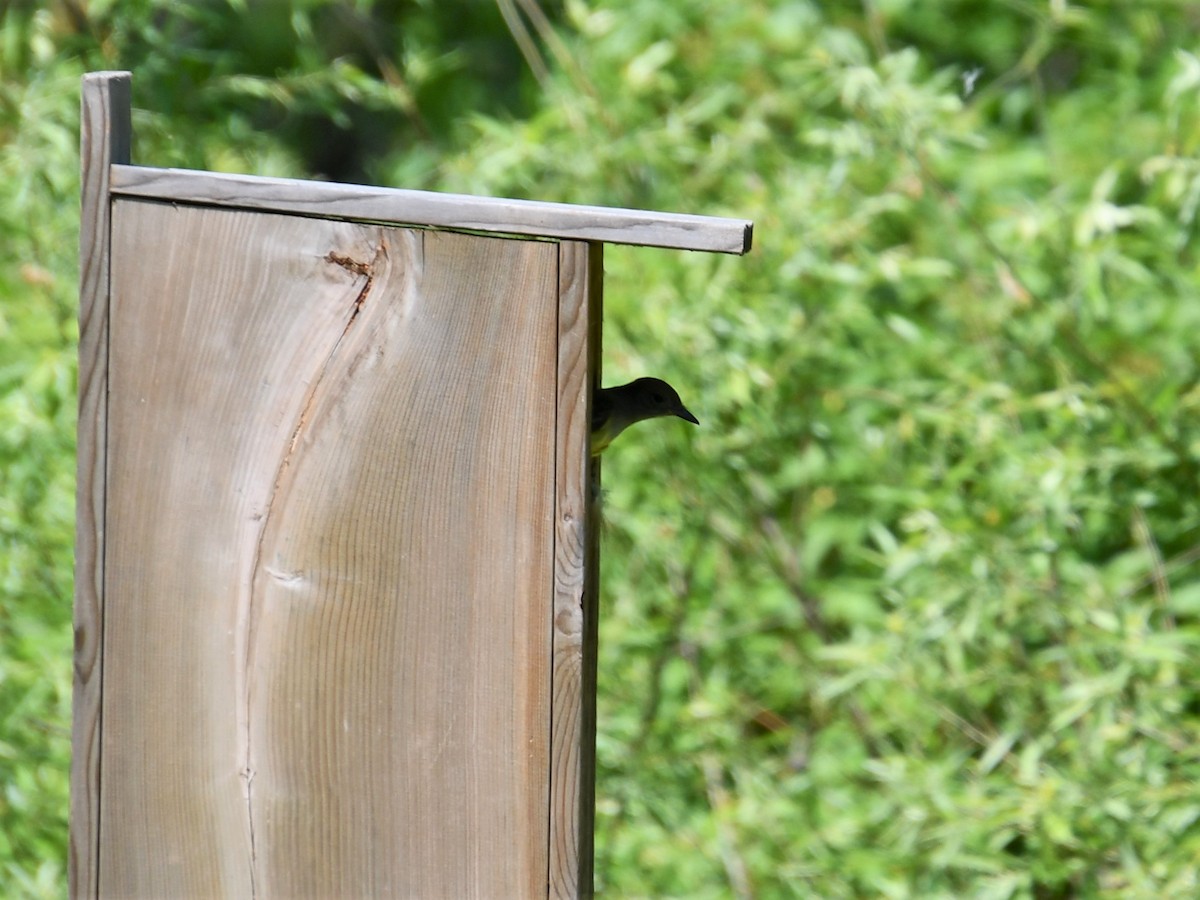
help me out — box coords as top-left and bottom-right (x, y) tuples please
(110, 165), (753, 255)
(73, 70), (131, 900)
(577, 244), (603, 899)
(548, 241), (602, 898)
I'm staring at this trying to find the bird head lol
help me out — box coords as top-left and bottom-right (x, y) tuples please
(591, 376), (699, 455)
(625, 377), (699, 425)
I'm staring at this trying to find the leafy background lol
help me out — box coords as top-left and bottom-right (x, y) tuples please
(3, 1), (1200, 896)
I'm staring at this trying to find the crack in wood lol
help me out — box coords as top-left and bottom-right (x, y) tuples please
(325, 250), (374, 277)
(241, 764), (258, 897)
(237, 237), (385, 898)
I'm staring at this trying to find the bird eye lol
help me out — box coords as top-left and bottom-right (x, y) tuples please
(652, 392), (664, 404)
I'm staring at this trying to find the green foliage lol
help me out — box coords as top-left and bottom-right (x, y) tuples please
(4, 0), (1200, 896)
(0, 35), (82, 899)
(93, 0), (533, 181)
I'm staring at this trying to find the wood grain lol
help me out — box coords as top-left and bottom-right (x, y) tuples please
(101, 200), (559, 896)
(109, 164), (754, 255)
(549, 241), (603, 898)
(72, 70), (130, 900)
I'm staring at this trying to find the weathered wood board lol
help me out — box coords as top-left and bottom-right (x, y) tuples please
(73, 70), (129, 900)
(110, 164), (753, 254)
(97, 199), (569, 896)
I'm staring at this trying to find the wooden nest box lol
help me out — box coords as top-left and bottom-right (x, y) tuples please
(73, 71), (751, 898)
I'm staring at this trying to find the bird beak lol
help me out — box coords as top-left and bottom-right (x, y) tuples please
(676, 406), (699, 425)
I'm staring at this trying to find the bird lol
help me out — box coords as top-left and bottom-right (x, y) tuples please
(591, 377), (699, 455)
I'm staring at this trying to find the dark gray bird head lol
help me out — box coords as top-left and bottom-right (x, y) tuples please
(591, 377), (698, 454)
